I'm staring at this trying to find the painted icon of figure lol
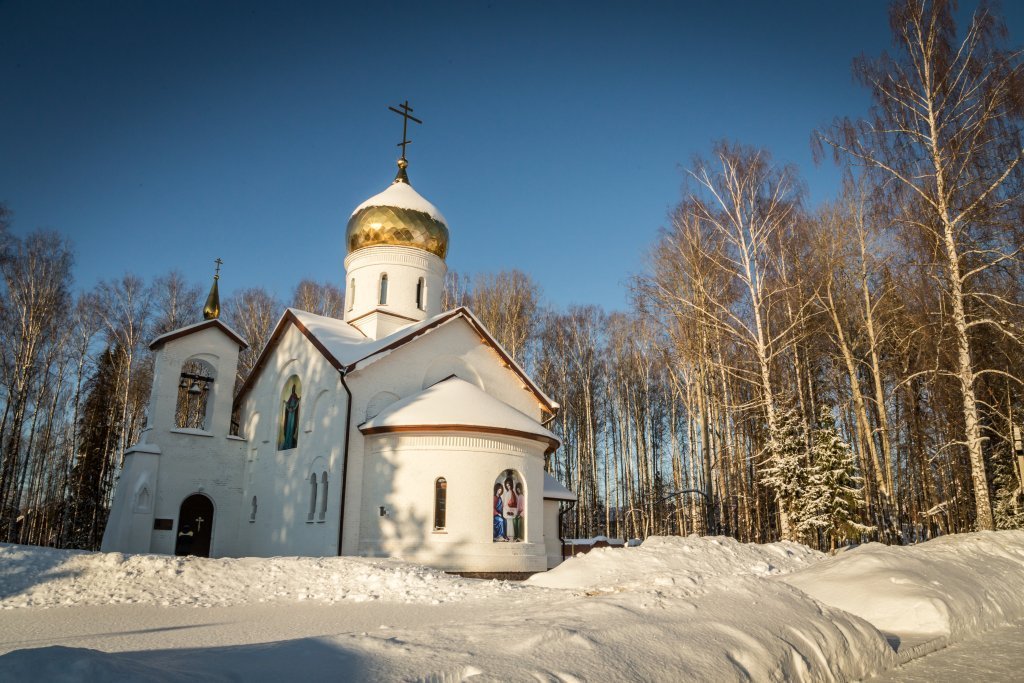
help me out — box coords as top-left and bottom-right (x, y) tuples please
(281, 385), (300, 450)
(513, 482), (525, 541)
(493, 483), (506, 541)
(503, 477), (517, 541)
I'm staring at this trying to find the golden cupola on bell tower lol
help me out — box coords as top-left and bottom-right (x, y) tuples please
(342, 101), (450, 340)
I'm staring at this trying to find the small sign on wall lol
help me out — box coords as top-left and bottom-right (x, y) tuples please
(153, 518), (173, 531)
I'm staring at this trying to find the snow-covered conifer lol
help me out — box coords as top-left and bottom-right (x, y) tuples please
(991, 444), (1024, 531)
(761, 405), (808, 540)
(804, 405), (872, 550)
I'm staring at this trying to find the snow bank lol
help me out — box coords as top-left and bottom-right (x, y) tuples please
(782, 530), (1024, 639)
(0, 544), (520, 608)
(5, 533), (1024, 681)
(528, 534), (822, 597)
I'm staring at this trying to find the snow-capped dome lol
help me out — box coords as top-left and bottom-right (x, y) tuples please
(346, 160), (450, 259)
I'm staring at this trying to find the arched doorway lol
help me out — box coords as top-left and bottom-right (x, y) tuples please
(175, 494), (214, 557)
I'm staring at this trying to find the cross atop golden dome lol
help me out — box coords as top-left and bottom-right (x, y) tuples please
(345, 103), (449, 260)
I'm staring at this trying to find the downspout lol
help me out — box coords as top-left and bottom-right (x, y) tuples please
(337, 367), (353, 556)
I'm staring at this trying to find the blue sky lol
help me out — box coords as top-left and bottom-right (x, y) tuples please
(2, 1), (1021, 311)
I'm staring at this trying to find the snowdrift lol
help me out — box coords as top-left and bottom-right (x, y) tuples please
(782, 530), (1024, 639)
(0, 543), (521, 608)
(527, 534), (822, 596)
(2, 532), (1024, 681)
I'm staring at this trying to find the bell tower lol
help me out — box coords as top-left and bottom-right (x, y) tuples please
(343, 102), (449, 339)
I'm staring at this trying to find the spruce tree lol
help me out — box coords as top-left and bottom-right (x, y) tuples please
(991, 443), (1024, 530)
(67, 346), (123, 549)
(804, 405), (872, 550)
(761, 406), (808, 541)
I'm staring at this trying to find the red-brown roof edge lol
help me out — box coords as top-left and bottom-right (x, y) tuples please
(232, 307), (559, 418)
(346, 307), (558, 415)
(232, 310), (347, 409)
(149, 319), (248, 351)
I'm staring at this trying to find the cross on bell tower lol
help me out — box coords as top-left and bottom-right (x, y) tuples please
(202, 257), (222, 320)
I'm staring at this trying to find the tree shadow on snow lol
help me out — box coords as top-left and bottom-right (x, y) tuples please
(0, 637), (379, 683)
(0, 545), (83, 601)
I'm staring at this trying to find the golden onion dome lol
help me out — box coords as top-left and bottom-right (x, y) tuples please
(346, 160), (449, 260)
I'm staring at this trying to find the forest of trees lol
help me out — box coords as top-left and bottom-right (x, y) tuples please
(0, 0), (1021, 553)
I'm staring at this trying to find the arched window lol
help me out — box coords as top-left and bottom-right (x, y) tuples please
(307, 473), (317, 522)
(319, 472), (328, 521)
(348, 278), (356, 311)
(416, 277), (425, 311)
(379, 273), (388, 305)
(278, 376), (301, 451)
(434, 477), (447, 531)
(250, 496), (258, 522)
(176, 359), (215, 430)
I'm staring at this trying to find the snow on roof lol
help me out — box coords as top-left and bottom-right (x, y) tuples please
(149, 318), (248, 350)
(360, 376), (559, 447)
(235, 307), (559, 414)
(456, 307), (559, 411)
(288, 307), (456, 368)
(287, 307), (558, 409)
(351, 181), (448, 225)
(543, 472), (577, 501)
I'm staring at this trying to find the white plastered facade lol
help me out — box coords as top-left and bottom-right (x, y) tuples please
(102, 171), (576, 573)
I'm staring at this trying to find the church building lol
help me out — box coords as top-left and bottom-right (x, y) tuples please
(101, 113), (576, 573)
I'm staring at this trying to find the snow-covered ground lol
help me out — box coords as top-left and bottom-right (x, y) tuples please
(1, 531), (1023, 681)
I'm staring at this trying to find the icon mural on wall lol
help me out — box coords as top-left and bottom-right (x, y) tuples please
(278, 376), (301, 451)
(492, 470), (525, 542)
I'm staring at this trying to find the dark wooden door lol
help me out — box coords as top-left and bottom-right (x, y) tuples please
(175, 494), (214, 557)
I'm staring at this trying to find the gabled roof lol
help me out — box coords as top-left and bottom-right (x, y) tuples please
(233, 307), (559, 416)
(149, 318), (248, 351)
(359, 376), (559, 452)
(543, 472), (577, 501)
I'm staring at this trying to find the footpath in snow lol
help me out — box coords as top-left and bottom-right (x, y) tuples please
(1, 531), (1023, 681)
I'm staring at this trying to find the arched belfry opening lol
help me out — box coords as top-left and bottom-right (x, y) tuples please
(176, 358), (215, 430)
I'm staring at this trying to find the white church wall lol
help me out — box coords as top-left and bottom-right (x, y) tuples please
(145, 326), (239, 441)
(100, 444), (160, 553)
(237, 324), (346, 558)
(359, 431), (547, 573)
(104, 322), (250, 557)
(344, 245), (446, 333)
(340, 316), (553, 558)
(544, 499), (563, 569)
(147, 432), (247, 557)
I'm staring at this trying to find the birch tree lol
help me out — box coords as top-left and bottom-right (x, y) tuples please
(679, 142), (806, 538)
(822, 0), (1024, 529)
(292, 279), (345, 319)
